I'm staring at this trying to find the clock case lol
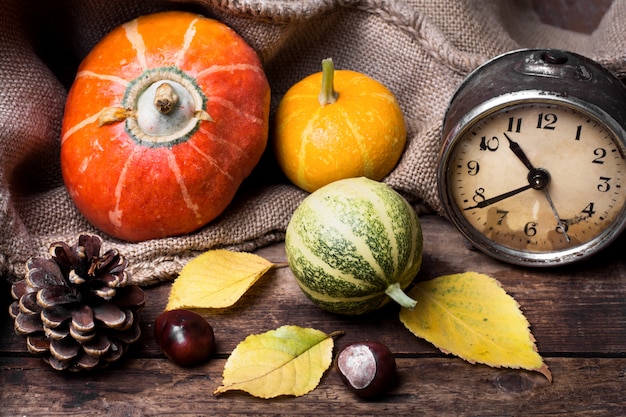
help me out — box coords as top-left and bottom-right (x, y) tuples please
(438, 48), (626, 266)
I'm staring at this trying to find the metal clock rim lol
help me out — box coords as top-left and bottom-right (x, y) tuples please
(437, 92), (626, 267)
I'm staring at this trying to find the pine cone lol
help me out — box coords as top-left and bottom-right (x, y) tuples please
(8, 234), (145, 371)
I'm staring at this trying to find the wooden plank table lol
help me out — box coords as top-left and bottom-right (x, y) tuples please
(1, 215), (625, 416)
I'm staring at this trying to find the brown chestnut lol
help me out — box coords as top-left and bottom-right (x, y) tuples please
(335, 341), (397, 398)
(154, 309), (215, 367)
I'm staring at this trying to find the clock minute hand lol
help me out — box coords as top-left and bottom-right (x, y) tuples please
(463, 183), (533, 210)
(504, 132), (535, 171)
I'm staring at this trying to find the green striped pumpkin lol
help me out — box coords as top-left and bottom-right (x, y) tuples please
(285, 177), (422, 315)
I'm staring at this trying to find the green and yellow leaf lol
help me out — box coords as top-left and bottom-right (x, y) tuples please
(399, 272), (551, 381)
(214, 325), (336, 398)
(166, 249), (273, 310)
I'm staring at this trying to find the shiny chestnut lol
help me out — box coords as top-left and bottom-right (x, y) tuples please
(154, 309), (215, 367)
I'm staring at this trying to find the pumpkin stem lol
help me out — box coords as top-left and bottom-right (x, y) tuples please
(318, 58), (339, 106)
(384, 282), (417, 310)
(154, 82), (178, 114)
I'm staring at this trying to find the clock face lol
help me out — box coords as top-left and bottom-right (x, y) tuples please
(443, 101), (626, 261)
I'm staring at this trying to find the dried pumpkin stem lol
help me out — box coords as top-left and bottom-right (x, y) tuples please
(318, 58), (338, 106)
(154, 82), (178, 114)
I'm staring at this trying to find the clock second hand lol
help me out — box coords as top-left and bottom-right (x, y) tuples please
(543, 188), (571, 242)
(503, 132), (571, 242)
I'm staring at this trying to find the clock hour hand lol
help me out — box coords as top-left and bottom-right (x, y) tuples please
(463, 183), (533, 210)
(503, 132), (535, 171)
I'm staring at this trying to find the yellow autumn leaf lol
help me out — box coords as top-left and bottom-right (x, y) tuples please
(214, 325), (336, 398)
(399, 272), (552, 381)
(165, 249), (274, 310)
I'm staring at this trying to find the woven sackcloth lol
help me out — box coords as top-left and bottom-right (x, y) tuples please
(2, 0), (626, 285)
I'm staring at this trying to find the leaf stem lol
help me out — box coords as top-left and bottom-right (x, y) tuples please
(329, 330), (345, 339)
(318, 58), (339, 106)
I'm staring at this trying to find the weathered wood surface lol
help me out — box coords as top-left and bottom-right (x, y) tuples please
(1, 215), (625, 416)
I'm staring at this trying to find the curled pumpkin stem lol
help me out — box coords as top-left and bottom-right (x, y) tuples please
(154, 82), (178, 114)
(318, 58), (339, 106)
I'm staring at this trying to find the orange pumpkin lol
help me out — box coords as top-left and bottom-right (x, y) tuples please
(61, 11), (270, 242)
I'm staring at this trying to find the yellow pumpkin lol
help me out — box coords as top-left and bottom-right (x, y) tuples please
(273, 59), (406, 193)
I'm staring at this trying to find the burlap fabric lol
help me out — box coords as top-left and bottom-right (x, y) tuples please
(2, 0), (626, 285)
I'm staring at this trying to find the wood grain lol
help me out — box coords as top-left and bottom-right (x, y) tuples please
(1, 215), (625, 416)
(1, 356), (624, 416)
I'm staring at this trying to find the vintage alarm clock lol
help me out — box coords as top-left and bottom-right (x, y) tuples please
(437, 49), (626, 266)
